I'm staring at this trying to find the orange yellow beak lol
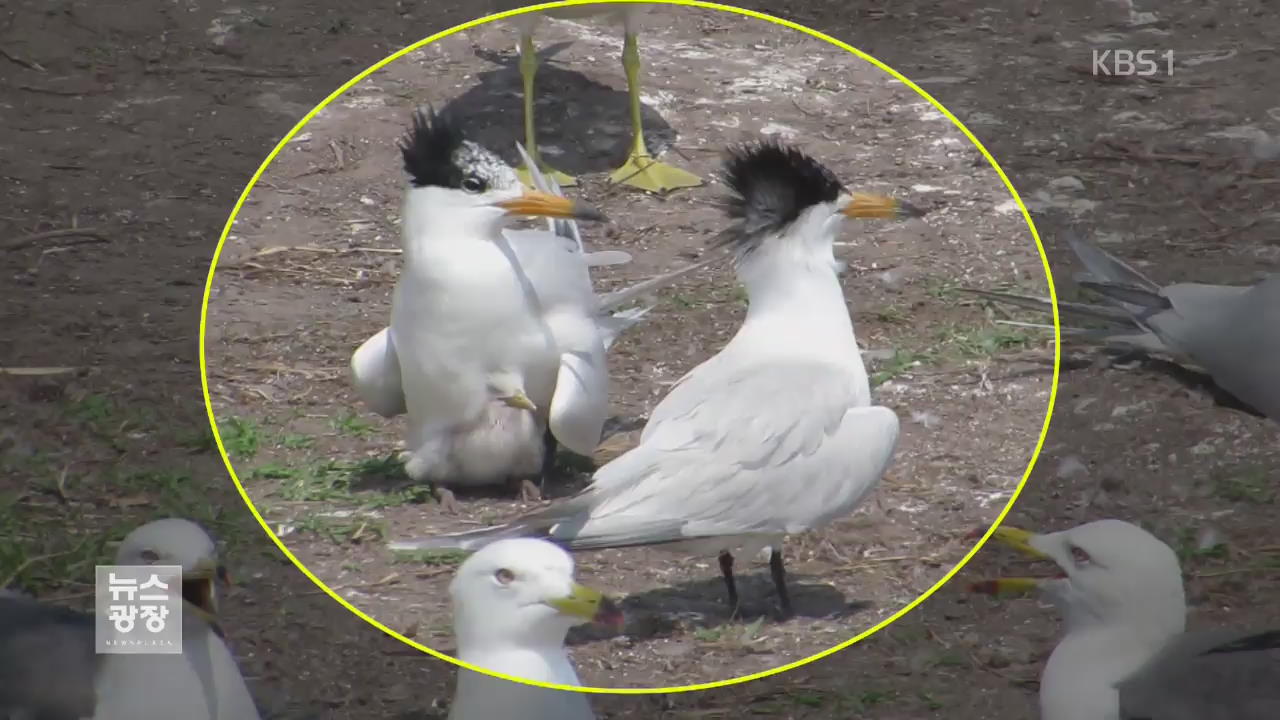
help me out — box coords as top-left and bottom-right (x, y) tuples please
(494, 190), (608, 222)
(841, 193), (923, 219)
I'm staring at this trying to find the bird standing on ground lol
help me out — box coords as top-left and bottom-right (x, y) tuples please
(0, 518), (260, 720)
(390, 140), (918, 618)
(446, 538), (622, 719)
(965, 229), (1280, 423)
(351, 107), (612, 507)
(494, 1), (703, 193)
(351, 108), (718, 508)
(972, 519), (1280, 720)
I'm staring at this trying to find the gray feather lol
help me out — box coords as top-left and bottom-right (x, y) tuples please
(0, 595), (99, 720)
(1117, 628), (1280, 720)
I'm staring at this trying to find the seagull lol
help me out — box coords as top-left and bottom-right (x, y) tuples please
(351, 106), (721, 508)
(0, 518), (261, 720)
(963, 228), (1280, 422)
(971, 519), (1280, 720)
(389, 140), (919, 617)
(492, 1), (702, 193)
(446, 538), (623, 719)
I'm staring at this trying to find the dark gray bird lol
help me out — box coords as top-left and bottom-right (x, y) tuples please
(965, 228), (1280, 422)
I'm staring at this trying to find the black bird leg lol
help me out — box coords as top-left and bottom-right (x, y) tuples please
(718, 550), (740, 616)
(770, 548), (794, 619)
(539, 427), (558, 489)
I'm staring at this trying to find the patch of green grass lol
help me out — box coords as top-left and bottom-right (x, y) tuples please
(295, 515), (384, 545)
(925, 280), (959, 300)
(940, 324), (1034, 359)
(278, 433), (315, 450)
(251, 463), (298, 480)
(858, 690), (895, 707)
(668, 294), (696, 309)
(277, 460), (353, 502)
(177, 426), (218, 453)
(1214, 468), (1274, 505)
(873, 305), (910, 325)
(870, 349), (932, 387)
(70, 394), (113, 424)
(693, 627), (723, 642)
(391, 548), (468, 566)
(917, 692), (944, 711)
(218, 416), (261, 459)
(331, 411), (374, 438)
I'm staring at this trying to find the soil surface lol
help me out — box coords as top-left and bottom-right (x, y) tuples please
(2, 0), (1276, 717)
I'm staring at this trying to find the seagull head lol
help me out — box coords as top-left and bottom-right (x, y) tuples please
(115, 518), (230, 623)
(398, 107), (606, 243)
(715, 139), (922, 275)
(449, 538), (623, 652)
(971, 519), (1186, 638)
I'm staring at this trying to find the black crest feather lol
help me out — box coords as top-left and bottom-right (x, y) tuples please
(400, 105), (467, 189)
(717, 139), (844, 252)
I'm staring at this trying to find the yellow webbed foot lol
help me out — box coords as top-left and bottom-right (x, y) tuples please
(608, 153), (702, 194)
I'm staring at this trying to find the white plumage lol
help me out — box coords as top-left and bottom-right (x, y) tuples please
(391, 141), (917, 615)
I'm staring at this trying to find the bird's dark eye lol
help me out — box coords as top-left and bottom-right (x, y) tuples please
(461, 175), (486, 194)
(494, 568), (515, 584)
(140, 549), (160, 564)
(1070, 546), (1091, 564)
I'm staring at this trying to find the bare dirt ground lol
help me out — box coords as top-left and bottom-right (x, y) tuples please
(202, 6), (1048, 689)
(1, 0), (1276, 717)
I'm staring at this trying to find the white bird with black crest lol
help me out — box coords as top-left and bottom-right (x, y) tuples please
(389, 140), (918, 617)
(351, 107), (716, 508)
(0, 518), (260, 720)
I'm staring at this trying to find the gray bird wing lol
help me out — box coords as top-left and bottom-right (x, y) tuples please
(1082, 277), (1279, 421)
(0, 594), (99, 719)
(533, 361), (899, 550)
(1117, 628), (1280, 720)
(1158, 278), (1280, 421)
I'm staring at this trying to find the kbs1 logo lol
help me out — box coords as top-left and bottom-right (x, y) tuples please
(95, 565), (184, 654)
(1092, 49), (1174, 77)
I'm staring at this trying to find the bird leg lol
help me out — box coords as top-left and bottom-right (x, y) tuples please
(433, 485), (460, 515)
(539, 427), (558, 489)
(718, 550), (741, 617)
(516, 478), (542, 503)
(769, 548), (794, 619)
(516, 32), (576, 187)
(608, 31), (702, 194)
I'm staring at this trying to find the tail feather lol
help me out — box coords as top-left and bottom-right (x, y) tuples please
(387, 521), (546, 554)
(1065, 228), (1160, 293)
(598, 252), (729, 313)
(598, 306), (653, 349)
(960, 288), (1137, 326)
(1077, 280), (1172, 314)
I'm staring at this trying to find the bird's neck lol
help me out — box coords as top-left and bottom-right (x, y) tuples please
(1040, 624), (1171, 720)
(732, 252), (864, 368)
(455, 638), (578, 685)
(399, 192), (504, 266)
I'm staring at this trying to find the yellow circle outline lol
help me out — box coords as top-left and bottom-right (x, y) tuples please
(199, 0), (1061, 695)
